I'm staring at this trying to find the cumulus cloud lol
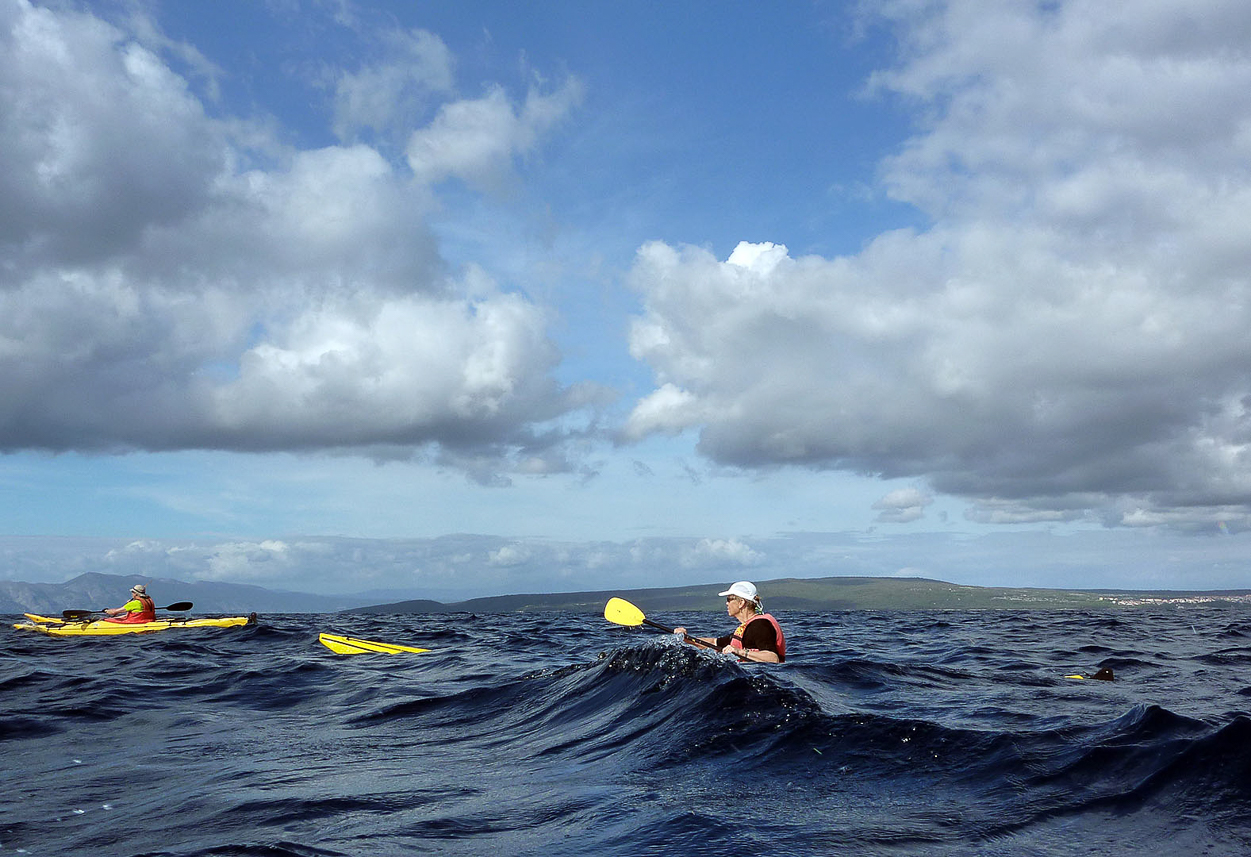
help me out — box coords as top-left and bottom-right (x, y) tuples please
(88, 534), (771, 597)
(332, 27), (455, 143)
(0, 1), (223, 268)
(487, 543), (531, 567)
(624, 0), (1251, 533)
(873, 487), (933, 524)
(202, 540), (294, 582)
(621, 383), (706, 440)
(679, 537), (764, 568)
(0, 0), (583, 476)
(405, 79), (585, 190)
(104, 538), (299, 584)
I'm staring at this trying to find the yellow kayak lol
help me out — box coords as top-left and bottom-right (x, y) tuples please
(318, 632), (429, 655)
(14, 613), (257, 637)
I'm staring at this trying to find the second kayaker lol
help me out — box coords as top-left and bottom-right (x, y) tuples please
(103, 584), (157, 624)
(673, 580), (786, 663)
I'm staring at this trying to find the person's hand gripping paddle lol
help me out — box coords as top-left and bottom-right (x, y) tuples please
(603, 597), (745, 658)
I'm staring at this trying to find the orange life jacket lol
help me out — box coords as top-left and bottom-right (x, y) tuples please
(730, 612), (786, 662)
(114, 594), (157, 623)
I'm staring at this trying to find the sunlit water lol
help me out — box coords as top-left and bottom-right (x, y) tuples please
(3, 607), (1249, 856)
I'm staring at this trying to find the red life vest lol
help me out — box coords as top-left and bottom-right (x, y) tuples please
(730, 612), (786, 662)
(115, 594), (157, 623)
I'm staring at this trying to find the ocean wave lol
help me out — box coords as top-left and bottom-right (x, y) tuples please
(4, 608), (1250, 856)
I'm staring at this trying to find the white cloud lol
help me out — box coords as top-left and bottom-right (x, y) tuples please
(726, 240), (789, 275)
(679, 538), (763, 568)
(102, 538), (297, 583)
(624, 0), (1251, 532)
(202, 540), (294, 582)
(873, 487), (933, 523)
(0, 0), (584, 479)
(405, 80), (584, 190)
(332, 28), (455, 142)
(487, 544), (531, 567)
(0, 0), (223, 267)
(211, 289), (561, 448)
(621, 383), (705, 440)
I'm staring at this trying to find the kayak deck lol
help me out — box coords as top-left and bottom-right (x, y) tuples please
(14, 614), (257, 637)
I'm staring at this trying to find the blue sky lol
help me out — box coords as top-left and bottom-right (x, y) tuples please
(2, 0), (1250, 601)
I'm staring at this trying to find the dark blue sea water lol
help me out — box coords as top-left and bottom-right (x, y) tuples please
(3, 607), (1250, 856)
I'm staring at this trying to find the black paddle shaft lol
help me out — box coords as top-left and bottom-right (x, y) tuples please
(62, 601), (194, 620)
(642, 617), (721, 651)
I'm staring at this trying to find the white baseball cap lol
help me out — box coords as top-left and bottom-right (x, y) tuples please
(718, 581), (757, 601)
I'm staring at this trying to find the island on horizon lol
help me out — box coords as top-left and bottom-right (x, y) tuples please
(5, 572), (1249, 616)
(345, 575), (1251, 615)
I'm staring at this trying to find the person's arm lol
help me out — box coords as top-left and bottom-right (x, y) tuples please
(675, 625), (725, 645)
(105, 599), (140, 617)
(733, 646), (780, 663)
(724, 619), (780, 662)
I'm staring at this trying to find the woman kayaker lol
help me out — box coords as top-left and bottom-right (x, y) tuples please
(673, 581), (786, 663)
(103, 584), (157, 624)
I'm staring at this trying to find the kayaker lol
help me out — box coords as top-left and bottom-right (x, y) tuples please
(673, 581), (786, 663)
(103, 584), (157, 624)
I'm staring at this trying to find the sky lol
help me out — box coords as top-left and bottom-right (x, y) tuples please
(2, 0), (1251, 602)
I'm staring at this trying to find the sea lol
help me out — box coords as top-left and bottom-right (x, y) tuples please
(2, 606), (1249, 856)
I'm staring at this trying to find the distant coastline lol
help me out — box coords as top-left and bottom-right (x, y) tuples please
(4, 572), (1249, 616)
(347, 576), (1251, 615)
(1091, 593), (1251, 607)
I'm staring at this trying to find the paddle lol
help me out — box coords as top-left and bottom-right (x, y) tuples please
(62, 601), (194, 620)
(318, 633), (430, 655)
(603, 597), (743, 657)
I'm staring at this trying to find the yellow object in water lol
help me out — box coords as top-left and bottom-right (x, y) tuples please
(318, 632), (429, 655)
(14, 614), (256, 637)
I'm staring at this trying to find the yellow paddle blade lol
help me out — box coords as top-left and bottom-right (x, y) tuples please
(604, 597), (645, 627)
(318, 632), (430, 655)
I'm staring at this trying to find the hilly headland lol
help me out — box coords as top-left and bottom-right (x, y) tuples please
(347, 576), (1251, 615)
(4, 572), (1248, 616)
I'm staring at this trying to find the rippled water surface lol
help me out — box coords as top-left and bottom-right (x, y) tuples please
(3, 607), (1250, 856)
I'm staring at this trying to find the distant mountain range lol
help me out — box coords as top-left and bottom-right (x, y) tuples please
(4, 572), (1249, 617)
(0, 572), (362, 616)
